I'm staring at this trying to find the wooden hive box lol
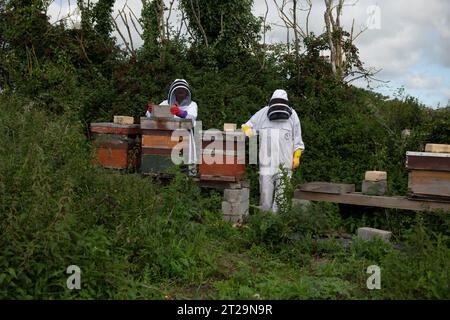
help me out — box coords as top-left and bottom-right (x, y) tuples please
(140, 117), (193, 174)
(199, 130), (246, 181)
(90, 122), (141, 170)
(406, 151), (450, 200)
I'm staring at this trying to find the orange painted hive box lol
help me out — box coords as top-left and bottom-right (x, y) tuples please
(199, 130), (246, 181)
(90, 122), (141, 170)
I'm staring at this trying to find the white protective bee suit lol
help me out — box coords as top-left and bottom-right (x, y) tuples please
(146, 79), (198, 171)
(242, 89), (305, 212)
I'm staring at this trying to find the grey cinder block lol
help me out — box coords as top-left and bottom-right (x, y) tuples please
(357, 227), (392, 242)
(362, 180), (388, 196)
(224, 188), (249, 203)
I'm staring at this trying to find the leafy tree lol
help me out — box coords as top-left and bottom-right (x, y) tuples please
(180, 0), (262, 66)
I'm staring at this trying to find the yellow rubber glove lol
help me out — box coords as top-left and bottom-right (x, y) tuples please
(242, 125), (253, 137)
(292, 149), (302, 170)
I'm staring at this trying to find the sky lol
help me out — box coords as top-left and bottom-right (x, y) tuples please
(47, 0), (450, 108)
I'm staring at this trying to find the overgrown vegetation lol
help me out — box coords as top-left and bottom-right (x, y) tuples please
(0, 0), (449, 299)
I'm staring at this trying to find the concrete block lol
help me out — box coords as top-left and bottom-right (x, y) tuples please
(365, 171), (387, 181)
(357, 227), (392, 242)
(223, 214), (242, 223)
(425, 144), (450, 153)
(222, 199), (249, 216)
(224, 188), (249, 203)
(362, 180), (387, 196)
(222, 201), (233, 215)
(240, 180), (250, 188)
(235, 199), (249, 216)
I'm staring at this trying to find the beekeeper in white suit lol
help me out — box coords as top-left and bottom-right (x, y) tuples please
(146, 79), (198, 175)
(241, 89), (305, 213)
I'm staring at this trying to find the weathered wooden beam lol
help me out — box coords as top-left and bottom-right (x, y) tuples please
(299, 182), (355, 194)
(140, 117), (193, 130)
(294, 190), (450, 212)
(90, 122), (140, 135)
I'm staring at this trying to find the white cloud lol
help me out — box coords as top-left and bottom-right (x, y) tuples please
(406, 74), (443, 90)
(46, 0), (450, 107)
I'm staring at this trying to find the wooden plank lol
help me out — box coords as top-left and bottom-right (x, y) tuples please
(95, 147), (129, 169)
(224, 123), (237, 131)
(142, 147), (182, 156)
(425, 144), (450, 153)
(300, 182), (355, 194)
(199, 175), (239, 182)
(90, 122), (140, 135)
(91, 133), (134, 145)
(408, 170), (450, 198)
(140, 117), (193, 130)
(142, 132), (189, 149)
(294, 190), (450, 212)
(152, 104), (172, 118)
(202, 130), (246, 142)
(406, 153), (450, 171)
(113, 116), (135, 125)
(199, 157), (246, 178)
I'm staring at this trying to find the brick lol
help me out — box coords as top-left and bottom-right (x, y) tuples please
(365, 171), (387, 181)
(362, 180), (388, 196)
(113, 116), (135, 125)
(224, 188), (249, 203)
(357, 227), (392, 242)
(425, 144), (450, 153)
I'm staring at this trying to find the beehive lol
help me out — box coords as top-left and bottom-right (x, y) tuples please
(199, 130), (246, 181)
(90, 122), (141, 170)
(406, 151), (450, 200)
(140, 117), (193, 174)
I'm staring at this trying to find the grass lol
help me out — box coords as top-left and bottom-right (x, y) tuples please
(0, 95), (449, 300)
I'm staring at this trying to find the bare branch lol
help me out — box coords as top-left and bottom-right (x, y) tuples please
(119, 9), (134, 52)
(111, 13), (133, 55)
(165, 0), (175, 40)
(189, 0), (208, 47)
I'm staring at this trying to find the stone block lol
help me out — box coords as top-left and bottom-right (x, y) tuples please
(222, 200), (249, 216)
(362, 180), (387, 196)
(223, 214), (243, 223)
(365, 171), (387, 181)
(425, 144), (450, 153)
(224, 188), (249, 203)
(357, 227), (392, 242)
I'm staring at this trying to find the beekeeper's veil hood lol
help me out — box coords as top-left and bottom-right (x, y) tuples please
(168, 79), (192, 106)
(267, 89), (292, 121)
